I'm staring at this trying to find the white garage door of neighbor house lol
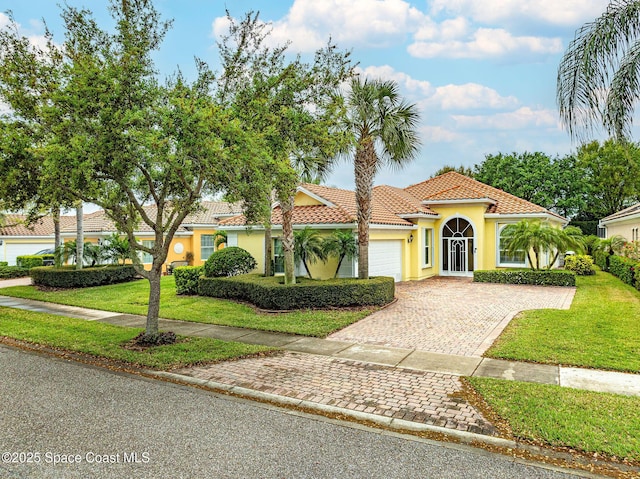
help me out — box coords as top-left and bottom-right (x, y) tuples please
(369, 240), (402, 282)
(4, 243), (54, 266)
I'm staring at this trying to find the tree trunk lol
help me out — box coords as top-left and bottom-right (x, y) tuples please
(75, 203), (83, 270)
(280, 194), (296, 285)
(303, 257), (312, 279)
(145, 263), (162, 336)
(53, 207), (61, 267)
(264, 225), (272, 277)
(334, 254), (344, 278)
(355, 140), (377, 280)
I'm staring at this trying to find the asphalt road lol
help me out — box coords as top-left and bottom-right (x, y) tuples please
(0, 345), (589, 479)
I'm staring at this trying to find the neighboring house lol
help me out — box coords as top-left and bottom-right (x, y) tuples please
(60, 202), (243, 269)
(220, 172), (567, 281)
(598, 203), (640, 241)
(0, 214), (75, 266)
(0, 201), (241, 268)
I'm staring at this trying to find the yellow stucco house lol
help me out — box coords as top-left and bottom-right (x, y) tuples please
(220, 172), (568, 281)
(598, 203), (640, 242)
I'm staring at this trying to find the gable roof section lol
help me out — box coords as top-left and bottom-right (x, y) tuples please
(372, 185), (439, 216)
(221, 183), (415, 227)
(601, 203), (640, 223)
(405, 171), (563, 218)
(0, 214), (75, 237)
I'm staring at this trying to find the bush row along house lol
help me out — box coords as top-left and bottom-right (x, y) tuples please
(0, 172), (568, 278)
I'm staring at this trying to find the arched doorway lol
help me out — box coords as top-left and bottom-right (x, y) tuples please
(441, 217), (475, 276)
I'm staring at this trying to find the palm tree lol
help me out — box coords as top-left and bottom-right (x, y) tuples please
(293, 227), (326, 279)
(323, 230), (358, 278)
(214, 230), (227, 249)
(595, 234), (626, 269)
(102, 233), (132, 265)
(557, 1), (640, 140)
(344, 77), (420, 279)
(502, 220), (584, 270)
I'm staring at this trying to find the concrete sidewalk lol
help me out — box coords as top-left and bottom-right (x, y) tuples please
(1, 294), (638, 397)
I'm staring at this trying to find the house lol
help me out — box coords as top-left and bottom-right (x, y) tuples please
(598, 203), (640, 241)
(0, 214), (75, 265)
(220, 172), (568, 281)
(0, 201), (241, 268)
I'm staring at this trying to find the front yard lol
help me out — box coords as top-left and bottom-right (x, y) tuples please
(485, 271), (640, 373)
(0, 276), (375, 337)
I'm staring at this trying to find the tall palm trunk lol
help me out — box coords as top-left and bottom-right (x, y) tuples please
(280, 194), (296, 285)
(53, 206), (61, 266)
(355, 139), (377, 280)
(264, 225), (272, 277)
(75, 202), (83, 270)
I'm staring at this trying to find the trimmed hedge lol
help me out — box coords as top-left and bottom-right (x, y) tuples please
(563, 255), (596, 276)
(31, 265), (138, 288)
(204, 247), (257, 277)
(0, 266), (30, 279)
(608, 255), (637, 288)
(16, 254), (54, 269)
(0, 261), (7, 267)
(473, 269), (576, 287)
(198, 274), (395, 310)
(174, 266), (203, 295)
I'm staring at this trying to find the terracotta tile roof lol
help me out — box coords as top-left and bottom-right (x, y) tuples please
(601, 203), (640, 222)
(60, 201), (242, 234)
(0, 214), (75, 237)
(221, 183), (415, 227)
(405, 171), (564, 219)
(372, 185), (439, 216)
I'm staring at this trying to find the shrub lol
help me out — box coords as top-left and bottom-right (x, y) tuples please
(0, 266), (30, 279)
(563, 255), (596, 276)
(473, 270), (576, 287)
(174, 266), (203, 295)
(16, 255), (54, 269)
(608, 255), (637, 287)
(593, 250), (609, 271)
(0, 261), (7, 267)
(203, 247), (257, 278)
(198, 274), (395, 310)
(30, 265), (138, 288)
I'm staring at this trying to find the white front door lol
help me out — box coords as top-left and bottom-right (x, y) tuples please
(441, 217), (475, 277)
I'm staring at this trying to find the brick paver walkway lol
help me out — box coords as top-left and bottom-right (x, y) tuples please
(329, 277), (576, 356)
(177, 352), (496, 435)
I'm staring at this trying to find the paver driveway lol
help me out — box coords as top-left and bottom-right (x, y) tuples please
(329, 277), (576, 357)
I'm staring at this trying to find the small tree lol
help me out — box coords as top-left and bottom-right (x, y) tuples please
(323, 230), (358, 278)
(293, 227), (326, 279)
(501, 220), (584, 270)
(102, 233), (132, 265)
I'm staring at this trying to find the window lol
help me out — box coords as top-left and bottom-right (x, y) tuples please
(597, 226), (607, 239)
(273, 238), (284, 274)
(201, 235), (215, 260)
(423, 228), (433, 267)
(498, 225), (526, 267)
(140, 240), (154, 264)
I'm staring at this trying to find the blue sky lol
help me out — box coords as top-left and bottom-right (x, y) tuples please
(1, 0), (615, 191)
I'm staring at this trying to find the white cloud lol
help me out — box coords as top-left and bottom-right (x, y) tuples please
(408, 27), (562, 59)
(420, 125), (462, 143)
(452, 107), (559, 130)
(429, 0), (610, 27)
(357, 65), (518, 110)
(213, 0), (427, 52)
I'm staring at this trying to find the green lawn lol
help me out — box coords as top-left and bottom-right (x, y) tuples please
(485, 271), (640, 373)
(0, 306), (273, 369)
(0, 276), (374, 337)
(468, 377), (640, 462)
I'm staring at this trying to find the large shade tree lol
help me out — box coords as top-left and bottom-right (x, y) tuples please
(2, 1), (264, 341)
(344, 78), (420, 279)
(557, 0), (640, 140)
(217, 12), (353, 285)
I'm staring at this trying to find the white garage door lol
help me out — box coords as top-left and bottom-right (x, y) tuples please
(369, 240), (403, 282)
(3, 242), (54, 266)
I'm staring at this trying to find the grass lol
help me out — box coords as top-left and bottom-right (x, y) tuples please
(485, 271), (640, 373)
(0, 306), (273, 369)
(468, 377), (640, 462)
(0, 276), (374, 337)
